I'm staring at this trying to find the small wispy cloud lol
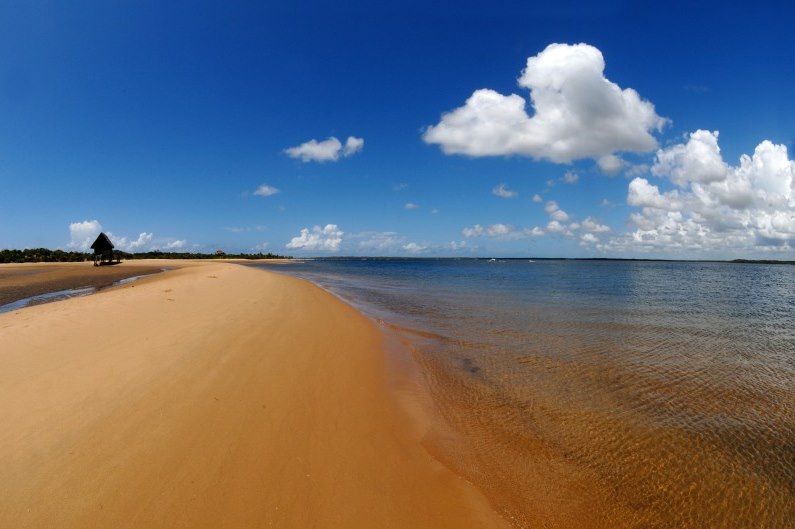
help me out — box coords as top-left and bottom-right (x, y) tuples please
(492, 183), (517, 198)
(404, 202), (419, 210)
(165, 239), (187, 249)
(402, 242), (427, 253)
(254, 184), (279, 197)
(225, 225), (266, 233)
(462, 223), (544, 240)
(285, 136), (364, 163)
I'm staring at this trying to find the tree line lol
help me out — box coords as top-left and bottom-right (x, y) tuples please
(0, 248), (291, 263)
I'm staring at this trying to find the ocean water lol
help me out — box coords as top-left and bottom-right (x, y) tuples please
(253, 258), (795, 528)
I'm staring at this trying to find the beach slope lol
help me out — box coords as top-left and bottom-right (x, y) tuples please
(0, 262), (508, 529)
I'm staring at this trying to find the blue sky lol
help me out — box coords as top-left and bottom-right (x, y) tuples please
(1, 1), (793, 258)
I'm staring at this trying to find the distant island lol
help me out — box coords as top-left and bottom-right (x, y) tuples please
(0, 248), (292, 263)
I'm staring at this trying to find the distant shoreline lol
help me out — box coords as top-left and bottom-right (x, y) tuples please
(284, 256), (795, 265)
(1, 248), (792, 265)
(0, 248), (292, 264)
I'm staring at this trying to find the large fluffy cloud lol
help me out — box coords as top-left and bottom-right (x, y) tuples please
(605, 130), (795, 253)
(286, 224), (344, 251)
(285, 136), (364, 162)
(68, 220), (103, 250)
(423, 43), (667, 164)
(651, 129), (730, 187)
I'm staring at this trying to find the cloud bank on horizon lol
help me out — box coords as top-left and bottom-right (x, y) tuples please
(611, 131), (795, 252)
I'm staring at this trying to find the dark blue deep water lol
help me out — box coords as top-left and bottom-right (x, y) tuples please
(254, 258), (795, 528)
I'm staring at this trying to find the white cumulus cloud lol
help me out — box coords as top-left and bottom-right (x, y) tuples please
(285, 136), (364, 163)
(68, 220), (103, 250)
(286, 224), (344, 252)
(604, 130), (795, 254)
(651, 130), (729, 187)
(109, 232), (155, 251)
(342, 136), (364, 157)
(546, 220), (570, 235)
(545, 200), (570, 222)
(581, 217), (611, 233)
(423, 43), (668, 164)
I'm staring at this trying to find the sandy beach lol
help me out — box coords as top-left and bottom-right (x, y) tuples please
(0, 260), (509, 528)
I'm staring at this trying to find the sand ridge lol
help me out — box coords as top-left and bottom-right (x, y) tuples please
(0, 261), (509, 528)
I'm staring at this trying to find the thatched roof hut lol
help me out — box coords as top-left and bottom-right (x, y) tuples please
(90, 232), (114, 254)
(90, 232), (118, 265)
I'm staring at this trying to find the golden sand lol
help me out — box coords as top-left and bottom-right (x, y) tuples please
(0, 261), (509, 528)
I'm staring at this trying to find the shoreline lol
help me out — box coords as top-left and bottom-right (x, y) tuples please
(0, 261), (510, 528)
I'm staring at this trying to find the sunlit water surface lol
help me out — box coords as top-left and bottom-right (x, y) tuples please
(253, 259), (795, 528)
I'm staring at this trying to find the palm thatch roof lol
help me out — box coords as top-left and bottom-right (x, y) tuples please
(90, 232), (114, 252)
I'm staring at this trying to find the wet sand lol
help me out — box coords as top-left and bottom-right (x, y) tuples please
(0, 261), (509, 529)
(0, 262), (165, 306)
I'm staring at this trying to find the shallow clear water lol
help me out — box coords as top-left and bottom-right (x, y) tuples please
(255, 258), (795, 528)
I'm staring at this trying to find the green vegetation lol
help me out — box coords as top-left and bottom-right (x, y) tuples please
(0, 248), (291, 263)
(0, 248), (90, 263)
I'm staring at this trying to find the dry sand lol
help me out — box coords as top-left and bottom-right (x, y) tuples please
(0, 261), (510, 529)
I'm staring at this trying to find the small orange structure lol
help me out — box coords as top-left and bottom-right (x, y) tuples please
(90, 232), (119, 266)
